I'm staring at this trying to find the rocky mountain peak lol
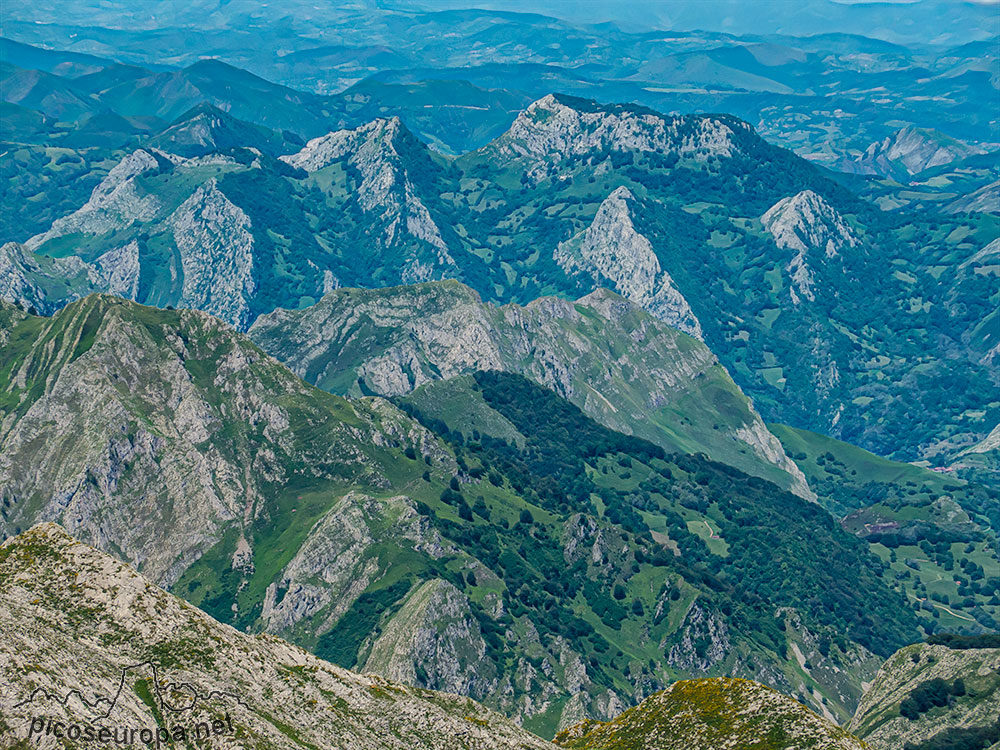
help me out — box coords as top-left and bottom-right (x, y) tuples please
(851, 125), (985, 179)
(280, 117), (406, 173)
(281, 118), (455, 274)
(148, 102), (287, 157)
(496, 93), (748, 180)
(26, 148), (166, 250)
(761, 190), (860, 303)
(555, 186), (703, 339)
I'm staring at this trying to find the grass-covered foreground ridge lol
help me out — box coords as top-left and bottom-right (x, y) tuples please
(0, 523), (557, 750)
(554, 677), (867, 749)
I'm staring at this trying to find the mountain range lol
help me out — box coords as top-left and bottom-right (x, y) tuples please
(0, 294), (928, 733)
(1, 9), (998, 747)
(3, 89), (996, 470)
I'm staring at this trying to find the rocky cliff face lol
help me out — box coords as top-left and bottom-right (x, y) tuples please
(280, 117), (457, 281)
(849, 126), (984, 180)
(0, 523), (557, 750)
(361, 578), (499, 701)
(0, 296), (442, 587)
(554, 678), (869, 750)
(26, 149), (165, 250)
(249, 280), (811, 498)
(850, 640), (1000, 750)
(170, 180), (257, 329)
(555, 187), (702, 339)
(0, 241), (102, 314)
(760, 190), (861, 305)
(491, 94), (748, 181)
(947, 179), (1000, 215)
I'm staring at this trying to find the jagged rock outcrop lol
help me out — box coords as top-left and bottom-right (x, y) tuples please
(491, 94), (748, 181)
(850, 640), (1000, 750)
(555, 187), (703, 339)
(362, 578), (499, 701)
(0, 241), (48, 311)
(555, 678), (869, 749)
(250, 280), (811, 498)
(26, 149), (165, 250)
(761, 190), (861, 304)
(0, 241), (102, 314)
(91, 240), (141, 299)
(261, 493), (456, 635)
(169, 180), (257, 329)
(280, 118), (456, 280)
(848, 126), (984, 180)
(666, 601), (731, 672)
(0, 523), (557, 749)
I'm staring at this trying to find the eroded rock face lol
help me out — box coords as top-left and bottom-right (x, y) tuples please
(262, 493), (455, 635)
(494, 94), (746, 181)
(761, 190), (860, 304)
(850, 641), (1000, 750)
(666, 600), (731, 673)
(280, 118), (456, 278)
(0, 242), (46, 311)
(27, 149), (164, 250)
(0, 523), (557, 750)
(170, 180), (256, 329)
(850, 126), (984, 180)
(556, 187), (702, 340)
(362, 578), (499, 701)
(92, 240), (141, 300)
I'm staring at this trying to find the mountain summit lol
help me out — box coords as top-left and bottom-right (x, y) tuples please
(488, 93), (751, 181)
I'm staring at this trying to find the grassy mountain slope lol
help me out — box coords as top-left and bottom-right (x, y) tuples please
(849, 637), (1000, 750)
(554, 678), (867, 750)
(0, 523), (556, 750)
(773, 424), (1000, 636)
(0, 296), (919, 732)
(249, 280), (810, 497)
(394, 370), (918, 728)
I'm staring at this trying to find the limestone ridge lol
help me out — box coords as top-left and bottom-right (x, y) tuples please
(280, 117), (457, 282)
(170, 179), (257, 329)
(0, 523), (557, 750)
(491, 93), (748, 181)
(26, 149), (166, 250)
(760, 190), (861, 305)
(849, 640), (1000, 750)
(250, 280), (811, 497)
(554, 677), (868, 750)
(555, 186), (702, 339)
(848, 126), (985, 181)
(947, 179), (1000, 215)
(0, 240), (141, 315)
(0, 295), (449, 587)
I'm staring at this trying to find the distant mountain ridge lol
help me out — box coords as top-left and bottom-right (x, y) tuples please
(249, 279), (810, 497)
(3, 91), (996, 468)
